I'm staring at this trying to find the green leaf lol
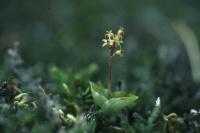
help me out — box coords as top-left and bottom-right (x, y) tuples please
(90, 82), (108, 107)
(101, 95), (138, 114)
(62, 83), (72, 96)
(90, 82), (138, 114)
(111, 91), (137, 99)
(89, 82), (108, 97)
(50, 66), (67, 82)
(14, 93), (28, 100)
(111, 91), (128, 98)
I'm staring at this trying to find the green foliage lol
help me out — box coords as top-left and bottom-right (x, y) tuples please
(69, 118), (96, 133)
(101, 96), (138, 114)
(163, 113), (186, 133)
(90, 82), (108, 107)
(90, 82), (138, 114)
(50, 66), (67, 82)
(0, 62), (199, 132)
(0, 5), (200, 131)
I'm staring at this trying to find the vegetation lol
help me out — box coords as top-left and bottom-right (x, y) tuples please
(0, 1), (200, 132)
(0, 27), (199, 133)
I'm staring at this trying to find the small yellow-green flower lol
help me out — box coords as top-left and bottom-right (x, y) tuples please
(114, 49), (124, 57)
(102, 27), (125, 57)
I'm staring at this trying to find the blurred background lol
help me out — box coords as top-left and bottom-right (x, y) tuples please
(0, 0), (200, 112)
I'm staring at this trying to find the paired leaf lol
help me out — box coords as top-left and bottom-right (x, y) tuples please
(90, 82), (108, 107)
(111, 91), (128, 98)
(90, 82), (138, 114)
(90, 82), (108, 97)
(101, 96), (138, 114)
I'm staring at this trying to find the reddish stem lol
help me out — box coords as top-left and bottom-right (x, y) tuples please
(108, 48), (113, 93)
